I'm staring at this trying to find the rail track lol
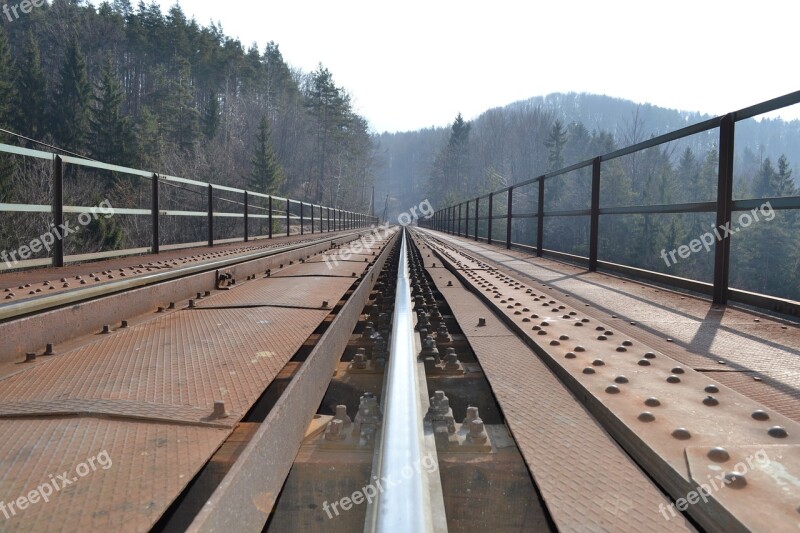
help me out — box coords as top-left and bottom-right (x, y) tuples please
(0, 226), (797, 532)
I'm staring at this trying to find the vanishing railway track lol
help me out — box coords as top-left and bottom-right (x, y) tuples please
(0, 226), (797, 533)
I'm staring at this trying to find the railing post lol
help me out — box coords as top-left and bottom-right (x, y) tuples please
(327, 207), (331, 232)
(589, 157), (601, 271)
(300, 202), (304, 235)
(208, 184), (214, 247)
(310, 205), (314, 234)
(506, 187), (513, 249)
(474, 198), (479, 241)
(244, 191), (249, 243)
(458, 203), (462, 236)
(268, 196), (273, 239)
(52, 156), (64, 267)
(151, 173), (159, 254)
(714, 113), (735, 304)
(487, 193), (494, 244)
(537, 177), (544, 257)
(465, 200), (470, 239)
(286, 199), (290, 237)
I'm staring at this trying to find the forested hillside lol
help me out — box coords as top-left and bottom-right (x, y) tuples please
(0, 0), (374, 225)
(375, 92), (800, 301)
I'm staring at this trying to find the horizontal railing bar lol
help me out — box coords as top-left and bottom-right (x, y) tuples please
(732, 196), (800, 211)
(60, 155), (153, 178)
(542, 208), (592, 217)
(734, 90), (800, 122)
(602, 117), (720, 162)
(599, 202), (716, 215)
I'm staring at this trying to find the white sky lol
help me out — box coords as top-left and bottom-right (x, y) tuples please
(151, 0), (799, 132)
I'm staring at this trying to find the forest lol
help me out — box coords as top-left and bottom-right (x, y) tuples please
(0, 0), (374, 255)
(374, 94), (800, 302)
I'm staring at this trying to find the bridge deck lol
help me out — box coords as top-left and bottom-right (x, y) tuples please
(422, 231), (800, 424)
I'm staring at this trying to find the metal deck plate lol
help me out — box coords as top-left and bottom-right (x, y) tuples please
(196, 276), (355, 309)
(428, 282), (691, 531)
(272, 260), (368, 278)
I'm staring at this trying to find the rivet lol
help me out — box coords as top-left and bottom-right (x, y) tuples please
(582, 367), (596, 375)
(574, 322), (583, 327)
(672, 428), (691, 440)
(768, 426), (788, 438)
(25, 352), (36, 363)
(671, 367), (685, 374)
(189, 299), (195, 308)
(605, 385), (620, 394)
(120, 320), (128, 328)
(666, 375), (681, 384)
(638, 359), (651, 366)
(704, 385), (719, 394)
(604, 331), (614, 336)
(616, 346), (627, 352)
(168, 302), (175, 309)
(559, 335), (569, 341)
(581, 318), (589, 323)
(703, 396), (719, 406)
(724, 472), (747, 489)
(44, 343), (54, 355)
(666, 338), (673, 342)
(645, 397), (661, 407)
(638, 412), (655, 422)
(597, 335), (608, 341)
(708, 447), (730, 462)
(478, 317), (486, 327)
(101, 325), (111, 334)
(537, 330), (547, 336)
(532, 326), (541, 331)
(157, 307), (165, 313)
(615, 376), (629, 384)
(596, 326), (605, 331)
(592, 359), (605, 366)
(550, 340), (560, 346)
(622, 340), (633, 346)
(575, 346), (586, 352)
(751, 410), (770, 421)
(565, 352), (576, 359)
(644, 352), (656, 359)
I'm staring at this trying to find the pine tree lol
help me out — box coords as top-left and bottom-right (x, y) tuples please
(132, 105), (163, 170)
(249, 115), (283, 195)
(55, 36), (91, 152)
(16, 30), (46, 141)
(164, 58), (199, 152)
(773, 155), (795, 196)
(91, 62), (131, 165)
(202, 91), (220, 140)
(753, 157), (777, 198)
(544, 119), (568, 170)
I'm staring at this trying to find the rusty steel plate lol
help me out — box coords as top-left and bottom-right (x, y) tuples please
(703, 371), (800, 422)
(272, 259), (368, 278)
(0, 417), (228, 532)
(196, 276), (355, 309)
(0, 307), (329, 414)
(0, 232), (351, 305)
(685, 445), (800, 531)
(426, 286), (691, 531)
(417, 229), (800, 531)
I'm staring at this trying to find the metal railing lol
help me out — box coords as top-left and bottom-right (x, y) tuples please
(422, 90), (800, 317)
(0, 142), (377, 270)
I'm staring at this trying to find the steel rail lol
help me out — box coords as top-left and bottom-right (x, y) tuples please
(369, 229), (431, 533)
(0, 230), (368, 322)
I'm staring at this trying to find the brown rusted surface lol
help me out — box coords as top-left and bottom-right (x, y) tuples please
(685, 445), (800, 531)
(416, 228), (800, 531)
(0, 232), (368, 364)
(418, 230), (800, 424)
(420, 259), (692, 531)
(0, 231), (355, 304)
(0, 417), (228, 532)
(196, 276), (356, 310)
(0, 263), (374, 531)
(271, 258), (369, 278)
(188, 234), (397, 532)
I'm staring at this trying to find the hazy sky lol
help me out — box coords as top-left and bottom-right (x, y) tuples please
(149, 0), (798, 132)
